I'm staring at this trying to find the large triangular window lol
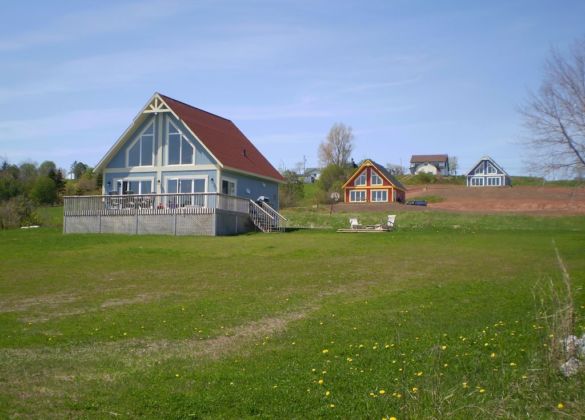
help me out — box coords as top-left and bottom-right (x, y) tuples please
(354, 170), (367, 186)
(127, 122), (154, 167)
(168, 121), (195, 165)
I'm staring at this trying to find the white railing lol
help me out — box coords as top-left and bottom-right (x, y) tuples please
(248, 200), (287, 232)
(63, 193), (249, 216)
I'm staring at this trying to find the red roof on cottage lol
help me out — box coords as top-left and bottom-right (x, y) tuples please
(410, 154), (449, 163)
(160, 94), (283, 182)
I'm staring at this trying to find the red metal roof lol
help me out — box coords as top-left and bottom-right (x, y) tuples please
(410, 154), (448, 163)
(160, 94), (283, 182)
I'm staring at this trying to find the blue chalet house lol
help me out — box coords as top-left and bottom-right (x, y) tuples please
(64, 93), (285, 235)
(466, 156), (511, 187)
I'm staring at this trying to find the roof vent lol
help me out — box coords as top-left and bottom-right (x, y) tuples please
(243, 148), (247, 157)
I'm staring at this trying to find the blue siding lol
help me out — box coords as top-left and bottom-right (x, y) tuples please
(222, 170), (279, 209)
(107, 115), (158, 169)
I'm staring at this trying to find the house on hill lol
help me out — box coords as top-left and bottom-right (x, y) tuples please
(465, 156), (511, 187)
(342, 159), (406, 203)
(410, 154), (450, 175)
(63, 93), (285, 235)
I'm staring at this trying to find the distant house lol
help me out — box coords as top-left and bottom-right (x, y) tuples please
(410, 154), (450, 175)
(303, 168), (321, 183)
(63, 92), (285, 235)
(466, 156), (511, 187)
(342, 159), (406, 203)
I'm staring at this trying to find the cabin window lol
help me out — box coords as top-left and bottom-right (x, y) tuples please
(487, 177), (501, 186)
(127, 123), (154, 167)
(115, 179), (153, 195)
(354, 171), (367, 186)
(371, 171), (383, 185)
(168, 122), (195, 165)
(486, 162), (497, 174)
(349, 190), (366, 202)
(166, 178), (206, 207)
(221, 178), (236, 196)
(470, 177), (484, 186)
(371, 190), (387, 202)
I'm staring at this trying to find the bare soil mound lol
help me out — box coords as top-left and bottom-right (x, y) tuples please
(407, 185), (585, 215)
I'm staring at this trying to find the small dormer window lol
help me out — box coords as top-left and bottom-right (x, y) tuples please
(127, 123), (154, 167)
(371, 171), (382, 185)
(354, 171), (367, 186)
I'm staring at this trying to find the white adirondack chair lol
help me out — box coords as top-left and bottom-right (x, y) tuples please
(387, 215), (396, 229)
(349, 218), (361, 229)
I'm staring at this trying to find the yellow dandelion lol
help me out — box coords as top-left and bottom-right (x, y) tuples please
(462, 382), (468, 388)
(510, 362), (517, 367)
(490, 352), (496, 358)
(416, 371), (423, 376)
(318, 379), (324, 385)
(395, 393), (402, 398)
(175, 373), (180, 377)
(412, 387), (418, 393)
(390, 417), (397, 420)
(379, 389), (386, 395)
(369, 392), (375, 397)
(557, 403), (564, 409)
(441, 345), (447, 350)
(479, 388), (485, 393)
(322, 349), (329, 354)
(329, 404), (335, 408)
(325, 390), (330, 396)
(443, 363), (448, 367)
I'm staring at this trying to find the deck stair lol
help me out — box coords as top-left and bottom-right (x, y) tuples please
(249, 200), (287, 232)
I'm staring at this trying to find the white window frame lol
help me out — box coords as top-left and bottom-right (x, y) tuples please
(349, 190), (367, 202)
(470, 177), (484, 186)
(487, 176), (501, 186)
(354, 171), (367, 186)
(486, 162), (497, 174)
(371, 189), (388, 202)
(220, 176), (237, 196)
(126, 122), (155, 168)
(166, 120), (196, 166)
(371, 171), (383, 185)
(164, 175), (208, 207)
(112, 176), (155, 195)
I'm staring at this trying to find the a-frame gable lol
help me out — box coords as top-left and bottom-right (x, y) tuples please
(342, 159), (405, 190)
(466, 156), (509, 177)
(95, 93), (222, 172)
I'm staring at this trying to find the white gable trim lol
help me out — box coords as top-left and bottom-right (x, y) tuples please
(95, 93), (223, 172)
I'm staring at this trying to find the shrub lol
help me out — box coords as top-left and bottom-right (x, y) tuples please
(279, 171), (304, 208)
(0, 197), (39, 229)
(30, 176), (58, 205)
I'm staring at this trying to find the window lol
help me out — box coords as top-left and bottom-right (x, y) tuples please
(487, 177), (501, 186)
(116, 179), (153, 195)
(470, 177), (484, 186)
(168, 122), (195, 165)
(127, 123), (154, 167)
(354, 171), (367, 186)
(167, 178), (206, 206)
(371, 171), (382, 185)
(221, 179), (236, 196)
(486, 162), (497, 174)
(349, 190), (366, 202)
(371, 190), (387, 202)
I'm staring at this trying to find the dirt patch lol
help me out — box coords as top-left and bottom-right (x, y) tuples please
(408, 185), (585, 215)
(0, 293), (80, 314)
(100, 293), (164, 309)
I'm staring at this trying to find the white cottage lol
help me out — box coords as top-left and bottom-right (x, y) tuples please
(466, 156), (511, 187)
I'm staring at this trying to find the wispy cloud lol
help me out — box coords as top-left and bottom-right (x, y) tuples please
(0, 0), (194, 51)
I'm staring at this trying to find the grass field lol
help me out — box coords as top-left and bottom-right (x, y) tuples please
(1, 212), (584, 418)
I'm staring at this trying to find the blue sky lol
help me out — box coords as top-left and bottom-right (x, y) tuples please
(1, 0), (584, 176)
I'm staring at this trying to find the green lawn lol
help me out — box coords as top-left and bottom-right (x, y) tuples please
(1, 213), (584, 418)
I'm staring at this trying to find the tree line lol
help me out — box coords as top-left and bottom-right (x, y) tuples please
(0, 159), (99, 228)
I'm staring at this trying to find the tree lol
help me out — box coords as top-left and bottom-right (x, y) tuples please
(70, 161), (90, 180)
(521, 37), (585, 176)
(38, 160), (57, 177)
(318, 123), (355, 167)
(30, 176), (58, 205)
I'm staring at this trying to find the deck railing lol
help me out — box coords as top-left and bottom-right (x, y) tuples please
(64, 193), (250, 216)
